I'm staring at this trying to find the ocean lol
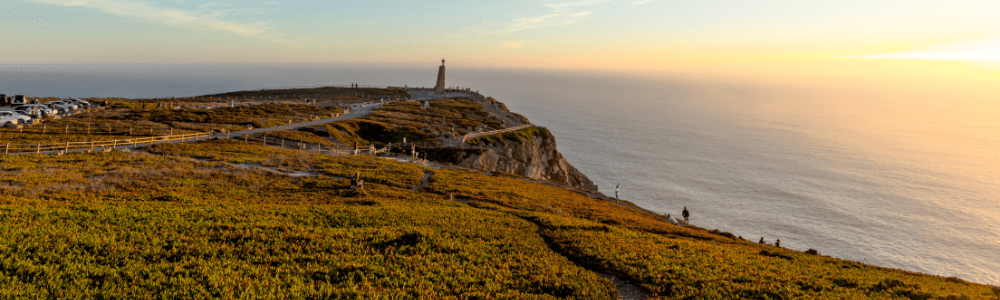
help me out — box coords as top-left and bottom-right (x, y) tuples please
(2, 63), (998, 285)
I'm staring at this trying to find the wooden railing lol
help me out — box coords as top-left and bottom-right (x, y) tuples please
(462, 125), (535, 143)
(0, 124), (172, 136)
(3, 132), (212, 154)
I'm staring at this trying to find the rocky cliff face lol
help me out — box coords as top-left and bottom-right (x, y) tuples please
(434, 129), (598, 192)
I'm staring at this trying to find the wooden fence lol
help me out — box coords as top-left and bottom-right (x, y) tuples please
(0, 124), (172, 136)
(462, 125), (536, 143)
(3, 131), (212, 155)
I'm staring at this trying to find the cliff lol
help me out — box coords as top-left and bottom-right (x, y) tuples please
(429, 127), (598, 192)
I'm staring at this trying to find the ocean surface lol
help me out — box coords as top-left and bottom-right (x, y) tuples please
(2, 63), (998, 285)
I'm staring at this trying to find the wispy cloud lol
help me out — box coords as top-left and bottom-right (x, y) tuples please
(458, 0), (610, 36)
(27, 0), (278, 39)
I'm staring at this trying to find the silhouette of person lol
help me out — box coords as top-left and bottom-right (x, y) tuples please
(776, 239), (781, 248)
(759, 237), (765, 244)
(682, 206), (690, 223)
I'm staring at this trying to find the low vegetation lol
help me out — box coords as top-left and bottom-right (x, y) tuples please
(129, 103), (344, 129)
(467, 127), (553, 147)
(321, 99), (506, 147)
(1, 87), (421, 147)
(3, 87), (997, 298)
(0, 139), (994, 298)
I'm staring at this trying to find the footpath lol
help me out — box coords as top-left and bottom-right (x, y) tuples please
(6, 101), (386, 155)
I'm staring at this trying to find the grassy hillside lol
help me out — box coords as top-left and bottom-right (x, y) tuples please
(320, 99), (508, 147)
(0, 140), (996, 299)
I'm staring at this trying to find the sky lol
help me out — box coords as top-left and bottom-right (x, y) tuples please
(2, 0), (999, 70)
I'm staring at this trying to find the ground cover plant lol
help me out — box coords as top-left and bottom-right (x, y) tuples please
(130, 103), (344, 129)
(0, 138), (996, 298)
(466, 127), (553, 147)
(322, 99), (506, 147)
(259, 129), (335, 146)
(0, 131), (140, 145)
(203, 87), (410, 101)
(0, 143), (619, 298)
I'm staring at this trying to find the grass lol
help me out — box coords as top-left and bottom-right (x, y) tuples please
(0, 131), (139, 145)
(467, 127), (553, 147)
(204, 87), (410, 100)
(259, 130), (335, 146)
(130, 103), (343, 129)
(1, 104), (997, 298)
(322, 99), (506, 147)
(0, 90), (369, 147)
(2, 144), (994, 298)
(0, 142), (617, 298)
(324, 119), (434, 148)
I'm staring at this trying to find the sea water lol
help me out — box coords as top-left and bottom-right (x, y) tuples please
(2, 63), (997, 285)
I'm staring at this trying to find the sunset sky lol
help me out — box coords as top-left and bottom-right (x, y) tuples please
(3, 0), (999, 69)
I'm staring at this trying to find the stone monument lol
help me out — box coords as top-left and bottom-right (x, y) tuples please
(434, 59), (446, 92)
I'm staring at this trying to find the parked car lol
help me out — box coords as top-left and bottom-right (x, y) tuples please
(0, 111), (26, 127)
(0, 111), (32, 123)
(66, 97), (93, 109)
(46, 101), (79, 113)
(13, 106), (40, 119)
(16, 104), (55, 118)
(10, 95), (28, 106)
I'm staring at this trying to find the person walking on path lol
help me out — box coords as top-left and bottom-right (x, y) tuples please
(682, 206), (690, 223)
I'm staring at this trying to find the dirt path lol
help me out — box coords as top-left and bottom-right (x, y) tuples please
(411, 170), (432, 191)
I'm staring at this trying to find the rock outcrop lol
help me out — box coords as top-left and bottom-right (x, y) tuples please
(430, 128), (597, 192)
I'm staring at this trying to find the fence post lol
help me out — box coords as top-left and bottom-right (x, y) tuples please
(91, 141), (94, 150)
(36, 143), (40, 154)
(170, 128), (173, 136)
(262, 137), (266, 146)
(129, 127), (133, 136)
(42, 124), (46, 134)
(281, 139), (284, 149)
(87, 124), (91, 135)
(65, 141), (69, 152)
(113, 139), (117, 150)
(4, 143), (7, 155)
(65, 124), (69, 134)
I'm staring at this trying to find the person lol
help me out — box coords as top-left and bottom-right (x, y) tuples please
(759, 237), (765, 244)
(615, 183), (620, 203)
(682, 206), (690, 223)
(666, 214), (678, 225)
(775, 239), (781, 248)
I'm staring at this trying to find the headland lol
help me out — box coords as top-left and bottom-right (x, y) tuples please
(0, 83), (997, 299)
